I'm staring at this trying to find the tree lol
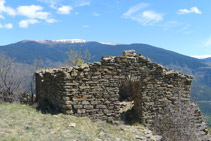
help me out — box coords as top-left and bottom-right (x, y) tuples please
(153, 82), (209, 141)
(65, 48), (91, 66)
(0, 53), (26, 102)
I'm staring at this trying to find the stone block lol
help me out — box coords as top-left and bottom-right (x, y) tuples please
(82, 101), (89, 105)
(84, 105), (94, 110)
(96, 105), (107, 109)
(77, 109), (86, 114)
(73, 105), (83, 109)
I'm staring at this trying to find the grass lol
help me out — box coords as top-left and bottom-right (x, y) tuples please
(0, 103), (154, 141)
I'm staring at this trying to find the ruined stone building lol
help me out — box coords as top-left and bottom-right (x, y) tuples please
(36, 50), (210, 139)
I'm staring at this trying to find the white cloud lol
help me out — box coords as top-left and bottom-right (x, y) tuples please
(0, 22), (13, 29)
(123, 3), (149, 17)
(82, 25), (89, 28)
(179, 24), (190, 32)
(19, 19), (40, 28)
(37, 0), (62, 8)
(93, 12), (100, 16)
(140, 11), (163, 25)
(46, 18), (57, 23)
(0, 0), (16, 16)
(192, 55), (211, 59)
(76, 2), (90, 7)
(4, 23), (13, 29)
(205, 36), (211, 47)
(0, 1), (57, 29)
(17, 5), (50, 20)
(0, 14), (5, 19)
(177, 7), (202, 15)
(57, 6), (73, 14)
(177, 24), (191, 34)
(17, 5), (57, 26)
(123, 3), (163, 26)
(163, 21), (181, 31)
(130, 10), (163, 26)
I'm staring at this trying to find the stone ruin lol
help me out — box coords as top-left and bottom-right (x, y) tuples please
(35, 50), (210, 139)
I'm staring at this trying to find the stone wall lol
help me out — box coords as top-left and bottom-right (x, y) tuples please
(35, 50), (209, 139)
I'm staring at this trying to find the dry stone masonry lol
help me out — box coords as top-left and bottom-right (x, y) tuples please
(36, 50), (210, 140)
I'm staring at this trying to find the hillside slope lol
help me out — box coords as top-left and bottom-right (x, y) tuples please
(0, 103), (160, 141)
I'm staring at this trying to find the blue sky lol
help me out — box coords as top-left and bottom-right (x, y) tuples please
(0, 0), (211, 57)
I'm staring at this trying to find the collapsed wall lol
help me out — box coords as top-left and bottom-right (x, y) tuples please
(35, 50), (209, 139)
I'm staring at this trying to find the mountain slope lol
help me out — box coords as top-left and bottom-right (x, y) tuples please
(202, 57), (211, 62)
(0, 40), (207, 70)
(0, 41), (66, 63)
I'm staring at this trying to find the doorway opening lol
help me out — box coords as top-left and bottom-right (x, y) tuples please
(119, 81), (142, 124)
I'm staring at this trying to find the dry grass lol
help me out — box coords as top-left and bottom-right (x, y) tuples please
(208, 128), (211, 134)
(204, 115), (211, 135)
(0, 103), (153, 141)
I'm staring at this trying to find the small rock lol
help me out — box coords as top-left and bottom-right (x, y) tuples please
(99, 131), (105, 137)
(69, 123), (76, 127)
(24, 126), (29, 130)
(94, 138), (102, 141)
(135, 136), (145, 140)
(53, 115), (58, 118)
(115, 138), (121, 141)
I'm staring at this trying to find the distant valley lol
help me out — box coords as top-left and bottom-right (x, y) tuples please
(0, 40), (211, 115)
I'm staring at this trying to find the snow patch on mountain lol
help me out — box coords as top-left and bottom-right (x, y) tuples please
(27, 39), (87, 44)
(52, 39), (87, 43)
(100, 42), (124, 45)
(21, 39), (125, 45)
